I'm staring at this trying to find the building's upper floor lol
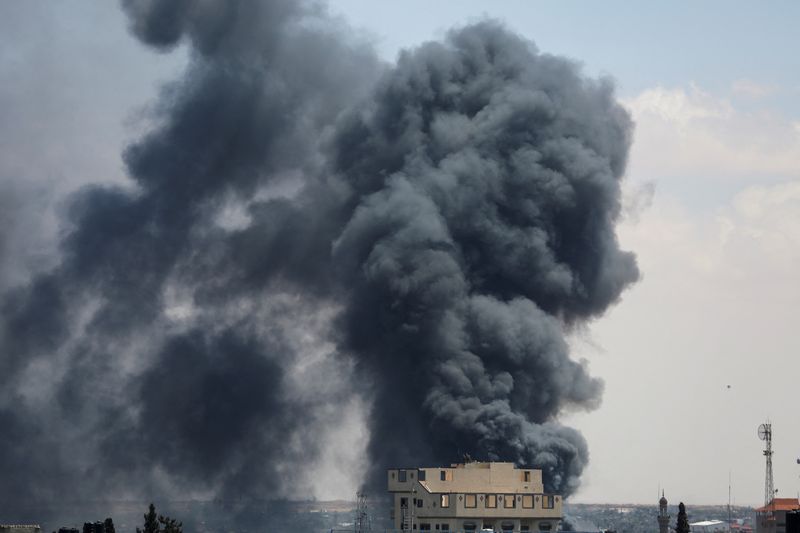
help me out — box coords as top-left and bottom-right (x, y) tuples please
(389, 462), (544, 495)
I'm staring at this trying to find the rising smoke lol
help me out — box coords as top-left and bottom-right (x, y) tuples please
(0, 0), (637, 506)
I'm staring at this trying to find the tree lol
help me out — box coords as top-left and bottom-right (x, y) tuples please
(136, 503), (182, 533)
(158, 515), (183, 533)
(676, 502), (690, 533)
(137, 503), (159, 533)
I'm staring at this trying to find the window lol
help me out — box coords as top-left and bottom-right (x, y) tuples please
(420, 524), (431, 531)
(504, 495), (516, 509)
(465, 494), (477, 508)
(501, 522), (514, 532)
(463, 523), (477, 531)
(440, 470), (452, 481)
(521, 526), (530, 532)
(417, 498), (423, 508)
(440, 525), (449, 531)
(542, 495), (554, 509)
(401, 498), (408, 508)
(440, 494), (450, 508)
(399, 470), (407, 482)
(418, 470), (426, 481)
(523, 471), (531, 482)
(483, 523), (493, 530)
(485, 494), (497, 508)
(538, 523), (552, 531)
(522, 495), (533, 509)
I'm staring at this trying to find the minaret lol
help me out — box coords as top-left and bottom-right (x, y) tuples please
(658, 490), (670, 533)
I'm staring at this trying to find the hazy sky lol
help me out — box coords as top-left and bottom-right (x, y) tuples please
(2, 1), (799, 506)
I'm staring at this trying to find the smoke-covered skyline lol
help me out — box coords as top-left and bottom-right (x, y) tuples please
(0, 0), (641, 508)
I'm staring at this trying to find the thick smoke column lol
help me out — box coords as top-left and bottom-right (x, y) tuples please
(330, 24), (637, 493)
(0, 0), (637, 506)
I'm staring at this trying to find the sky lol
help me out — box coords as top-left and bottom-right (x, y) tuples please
(1, 1), (799, 507)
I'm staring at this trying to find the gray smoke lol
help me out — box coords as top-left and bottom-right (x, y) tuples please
(0, 0), (637, 508)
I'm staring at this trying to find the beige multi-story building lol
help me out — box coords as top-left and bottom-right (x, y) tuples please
(387, 462), (562, 532)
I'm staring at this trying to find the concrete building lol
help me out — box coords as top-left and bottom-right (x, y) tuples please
(755, 498), (800, 533)
(387, 462), (562, 532)
(0, 526), (41, 533)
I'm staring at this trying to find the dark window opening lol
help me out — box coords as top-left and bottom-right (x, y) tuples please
(399, 470), (407, 482)
(418, 470), (426, 481)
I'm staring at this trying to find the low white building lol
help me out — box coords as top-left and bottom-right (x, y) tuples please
(691, 520), (730, 533)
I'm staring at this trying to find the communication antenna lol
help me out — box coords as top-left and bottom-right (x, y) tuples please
(354, 491), (371, 533)
(758, 422), (774, 511)
(728, 470), (731, 526)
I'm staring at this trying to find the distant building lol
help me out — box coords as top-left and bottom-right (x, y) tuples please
(57, 529), (79, 533)
(82, 520), (114, 533)
(387, 461), (562, 532)
(755, 498), (800, 533)
(691, 520), (730, 532)
(658, 492), (670, 533)
(0, 526), (41, 533)
(730, 519), (754, 533)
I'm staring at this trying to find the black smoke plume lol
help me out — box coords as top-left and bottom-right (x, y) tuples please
(0, 0), (637, 507)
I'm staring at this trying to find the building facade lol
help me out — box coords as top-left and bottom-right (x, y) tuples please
(387, 462), (562, 532)
(755, 498), (800, 533)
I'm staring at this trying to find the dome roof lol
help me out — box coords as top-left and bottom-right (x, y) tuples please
(660, 492), (668, 505)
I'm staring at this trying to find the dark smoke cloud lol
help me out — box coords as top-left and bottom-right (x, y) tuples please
(0, 0), (636, 509)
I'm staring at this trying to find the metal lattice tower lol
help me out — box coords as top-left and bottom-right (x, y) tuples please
(759, 422), (774, 509)
(354, 491), (371, 533)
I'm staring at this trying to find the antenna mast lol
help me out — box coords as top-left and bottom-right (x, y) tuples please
(759, 422), (774, 509)
(354, 491), (371, 533)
